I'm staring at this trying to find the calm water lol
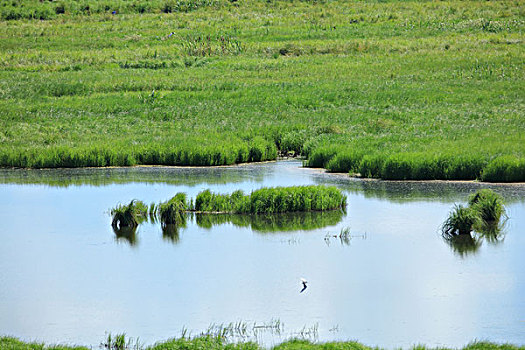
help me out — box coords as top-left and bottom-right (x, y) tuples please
(0, 160), (524, 348)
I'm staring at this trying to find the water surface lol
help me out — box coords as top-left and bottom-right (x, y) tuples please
(0, 161), (524, 348)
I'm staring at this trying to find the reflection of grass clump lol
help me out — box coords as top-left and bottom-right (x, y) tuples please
(196, 210), (344, 233)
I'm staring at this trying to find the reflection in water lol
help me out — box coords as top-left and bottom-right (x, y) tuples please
(444, 234), (482, 257)
(0, 165), (264, 188)
(162, 224), (182, 244)
(443, 222), (506, 257)
(317, 177), (525, 204)
(195, 210), (344, 233)
(112, 225), (138, 246)
(113, 210), (344, 245)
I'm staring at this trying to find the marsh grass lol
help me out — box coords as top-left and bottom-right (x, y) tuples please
(3, 1), (522, 181)
(111, 200), (148, 229)
(158, 193), (188, 226)
(2, 335), (523, 350)
(441, 205), (480, 238)
(441, 189), (508, 255)
(468, 189), (507, 225)
(195, 186), (346, 214)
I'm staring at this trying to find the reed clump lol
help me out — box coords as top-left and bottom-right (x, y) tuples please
(468, 189), (507, 226)
(111, 200), (148, 230)
(158, 193), (188, 226)
(195, 186), (346, 214)
(441, 189), (507, 243)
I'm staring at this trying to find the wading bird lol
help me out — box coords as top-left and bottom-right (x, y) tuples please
(300, 278), (308, 293)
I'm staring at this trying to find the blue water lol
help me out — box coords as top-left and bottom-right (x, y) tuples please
(0, 160), (524, 348)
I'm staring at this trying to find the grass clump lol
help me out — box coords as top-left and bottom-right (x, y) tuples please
(111, 200), (148, 229)
(468, 189), (507, 225)
(195, 186), (346, 214)
(441, 205), (481, 238)
(158, 193), (188, 226)
(441, 189), (508, 255)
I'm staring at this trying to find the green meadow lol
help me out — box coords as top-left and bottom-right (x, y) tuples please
(1, 336), (524, 350)
(0, 0), (524, 181)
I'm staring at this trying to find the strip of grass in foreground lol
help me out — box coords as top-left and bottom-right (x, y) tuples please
(1, 336), (524, 350)
(0, 0), (523, 181)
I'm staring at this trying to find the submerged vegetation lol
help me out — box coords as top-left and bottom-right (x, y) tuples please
(441, 189), (507, 255)
(0, 0), (524, 181)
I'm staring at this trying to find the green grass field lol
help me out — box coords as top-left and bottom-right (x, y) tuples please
(0, 0), (524, 181)
(1, 336), (524, 350)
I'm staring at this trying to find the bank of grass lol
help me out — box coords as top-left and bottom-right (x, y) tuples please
(1, 336), (523, 350)
(0, 0), (524, 181)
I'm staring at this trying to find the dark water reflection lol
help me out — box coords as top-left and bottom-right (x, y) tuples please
(1, 160), (524, 348)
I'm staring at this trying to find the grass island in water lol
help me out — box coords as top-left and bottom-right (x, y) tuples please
(111, 185), (347, 231)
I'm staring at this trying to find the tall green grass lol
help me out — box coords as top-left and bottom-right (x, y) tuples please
(195, 186), (346, 214)
(0, 0), (523, 181)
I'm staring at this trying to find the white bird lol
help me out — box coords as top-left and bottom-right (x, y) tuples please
(300, 278), (308, 293)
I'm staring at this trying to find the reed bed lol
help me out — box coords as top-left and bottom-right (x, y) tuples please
(110, 186), (346, 238)
(195, 186), (346, 214)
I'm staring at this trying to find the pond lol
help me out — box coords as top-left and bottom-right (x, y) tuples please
(0, 160), (524, 348)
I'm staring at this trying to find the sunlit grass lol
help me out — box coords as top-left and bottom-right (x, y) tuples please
(0, 0), (523, 181)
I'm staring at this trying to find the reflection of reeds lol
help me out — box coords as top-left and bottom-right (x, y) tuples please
(445, 233), (482, 257)
(196, 210), (344, 233)
(112, 225), (138, 246)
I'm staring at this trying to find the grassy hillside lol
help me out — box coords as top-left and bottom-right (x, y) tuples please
(0, 0), (524, 181)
